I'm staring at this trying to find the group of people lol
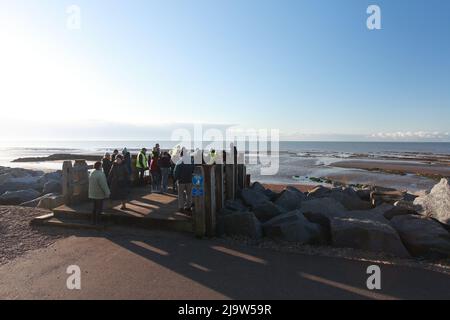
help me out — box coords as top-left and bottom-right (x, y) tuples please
(88, 144), (196, 225)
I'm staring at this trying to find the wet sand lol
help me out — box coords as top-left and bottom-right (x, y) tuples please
(331, 160), (450, 178)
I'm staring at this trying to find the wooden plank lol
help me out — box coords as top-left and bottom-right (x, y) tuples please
(192, 166), (206, 237)
(214, 164), (224, 212)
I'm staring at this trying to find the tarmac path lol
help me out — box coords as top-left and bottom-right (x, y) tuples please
(1, 228), (449, 300)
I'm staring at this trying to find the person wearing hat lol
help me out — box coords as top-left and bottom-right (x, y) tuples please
(102, 152), (112, 179)
(136, 147), (149, 186)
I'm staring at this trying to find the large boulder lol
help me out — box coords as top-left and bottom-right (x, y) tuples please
(239, 188), (269, 209)
(217, 212), (262, 238)
(307, 185), (332, 198)
(43, 180), (62, 194)
(251, 182), (266, 194)
(413, 178), (450, 226)
(263, 210), (326, 244)
(0, 189), (41, 205)
(253, 200), (286, 223)
(274, 188), (306, 211)
(383, 201), (418, 220)
(391, 215), (450, 259)
(330, 216), (410, 258)
(223, 199), (248, 212)
(371, 190), (405, 206)
(329, 189), (373, 211)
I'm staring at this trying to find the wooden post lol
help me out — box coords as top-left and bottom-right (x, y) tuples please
(62, 161), (73, 205)
(225, 164), (235, 201)
(192, 166), (206, 238)
(237, 164), (246, 190)
(214, 164), (224, 212)
(72, 160), (89, 203)
(245, 173), (251, 188)
(203, 165), (216, 237)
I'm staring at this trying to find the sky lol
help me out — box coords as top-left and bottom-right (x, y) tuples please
(0, 0), (449, 141)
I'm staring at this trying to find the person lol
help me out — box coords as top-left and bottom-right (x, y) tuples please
(136, 148), (149, 186)
(174, 148), (194, 212)
(88, 161), (110, 225)
(122, 147), (132, 175)
(208, 148), (217, 165)
(153, 143), (161, 158)
(150, 152), (161, 193)
(111, 149), (119, 162)
(102, 152), (112, 179)
(108, 154), (130, 210)
(159, 151), (171, 193)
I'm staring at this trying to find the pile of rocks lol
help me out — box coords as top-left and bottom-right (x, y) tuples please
(217, 179), (450, 260)
(0, 167), (63, 209)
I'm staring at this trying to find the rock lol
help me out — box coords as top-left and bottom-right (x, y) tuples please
(342, 204), (392, 223)
(356, 189), (372, 201)
(0, 189), (41, 205)
(274, 188), (306, 211)
(299, 198), (347, 240)
(224, 199), (248, 212)
(251, 182), (266, 194)
(217, 212), (262, 238)
(300, 197), (347, 219)
(263, 189), (278, 201)
(403, 193), (418, 202)
(263, 210), (326, 244)
(383, 201), (419, 220)
(413, 178), (450, 226)
(43, 180), (61, 194)
(330, 216), (410, 258)
(307, 185), (332, 198)
(0, 180), (43, 194)
(391, 215), (450, 259)
(371, 190), (405, 206)
(253, 200), (286, 223)
(329, 189), (373, 211)
(239, 188), (269, 209)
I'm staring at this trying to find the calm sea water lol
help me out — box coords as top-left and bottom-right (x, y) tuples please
(1, 140), (449, 155)
(0, 141), (448, 192)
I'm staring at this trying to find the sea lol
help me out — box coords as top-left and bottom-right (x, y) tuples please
(1, 141), (449, 192)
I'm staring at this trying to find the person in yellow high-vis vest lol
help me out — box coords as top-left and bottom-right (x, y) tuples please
(136, 148), (149, 186)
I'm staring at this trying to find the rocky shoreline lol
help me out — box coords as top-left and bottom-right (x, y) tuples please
(0, 166), (63, 209)
(217, 179), (450, 261)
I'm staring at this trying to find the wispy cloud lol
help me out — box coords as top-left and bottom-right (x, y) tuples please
(370, 131), (450, 141)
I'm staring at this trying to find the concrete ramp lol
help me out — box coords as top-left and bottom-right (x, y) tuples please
(32, 187), (193, 233)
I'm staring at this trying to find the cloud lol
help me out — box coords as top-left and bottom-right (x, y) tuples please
(369, 131), (450, 141)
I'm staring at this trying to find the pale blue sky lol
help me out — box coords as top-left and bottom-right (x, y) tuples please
(1, 0), (450, 141)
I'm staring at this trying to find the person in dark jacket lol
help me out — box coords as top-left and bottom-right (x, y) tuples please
(122, 147), (132, 174)
(174, 148), (194, 212)
(108, 154), (130, 210)
(102, 152), (112, 179)
(111, 149), (119, 162)
(159, 151), (171, 193)
(150, 153), (161, 193)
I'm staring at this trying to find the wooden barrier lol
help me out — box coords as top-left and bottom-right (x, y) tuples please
(62, 160), (89, 205)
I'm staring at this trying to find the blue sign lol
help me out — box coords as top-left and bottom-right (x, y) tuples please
(192, 175), (204, 197)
